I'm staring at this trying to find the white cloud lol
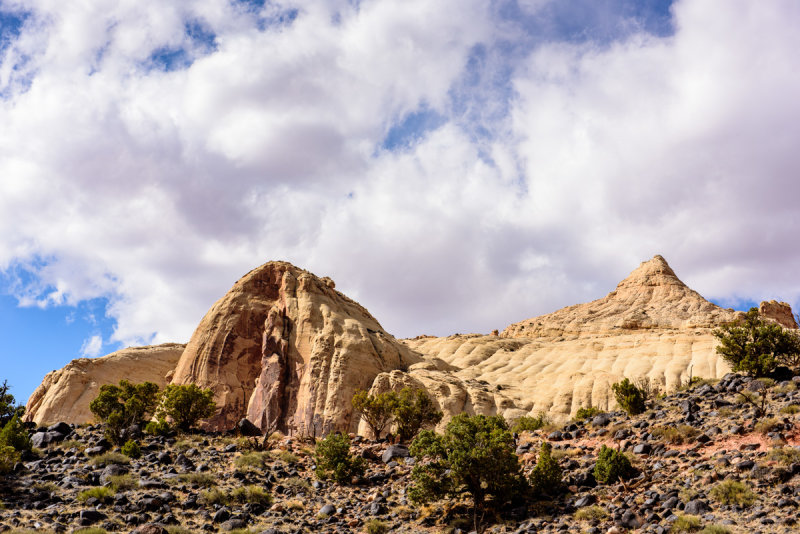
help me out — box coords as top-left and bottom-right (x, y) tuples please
(2, 0), (800, 351)
(80, 334), (103, 357)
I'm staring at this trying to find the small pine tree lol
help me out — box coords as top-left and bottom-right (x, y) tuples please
(611, 378), (646, 416)
(352, 389), (398, 440)
(594, 445), (634, 484)
(121, 440), (142, 459)
(0, 415), (31, 453)
(529, 442), (562, 496)
(0, 380), (25, 426)
(315, 432), (365, 484)
(392, 388), (442, 443)
(157, 384), (216, 431)
(90, 380), (160, 444)
(0, 445), (19, 475)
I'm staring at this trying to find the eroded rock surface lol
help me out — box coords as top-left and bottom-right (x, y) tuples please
(170, 261), (420, 434)
(24, 344), (185, 426)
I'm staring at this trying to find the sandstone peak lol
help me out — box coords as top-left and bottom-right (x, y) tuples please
(615, 255), (683, 289)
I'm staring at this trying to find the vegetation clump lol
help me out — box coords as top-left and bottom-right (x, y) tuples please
(529, 442), (562, 496)
(0, 414), (31, 453)
(511, 414), (549, 433)
(574, 406), (603, 421)
(594, 445), (634, 484)
(709, 480), (756, 507)
(611, 378), (646, 415)
(351, 389), (398, 440)
(157, 384), (217, 431)
(0, 380), (24, 426)
(670, 514), (702, 532)
(392, 388), (443, 443)
(409, 414), (525, 534)
(89, 380), (159, 444)
(713, 307), (800, 377)
(314, 432), (365, 484)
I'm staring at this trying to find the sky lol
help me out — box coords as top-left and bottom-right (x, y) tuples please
(1, 0), (800, 403)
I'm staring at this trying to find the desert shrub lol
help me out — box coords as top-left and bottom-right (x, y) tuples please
(74, 529), (109, 534)
(679, 487), (699, 503)
(574, 406), (603, 421)
(0, 381), (25, 426)
(594, 445), (634, 484)
(0, 414), (31, 452)
(230, 485), (272, 506)
(766, 446), (800, 465)
(235, 451), (270, 471)
(392, 388), (442, 443)
(709, 480), (755, 507)
(611, 378), (646, 416)
(315, 432), (365, 484)
(529, 442), (562, 496)
(651, 425), (700, 445)
(78, 487), (115, 503)
(364, 519), (389, 534)
(713, 308), (800, 377)
(699, 526), (731, 534)
(145, 418), (171, 436)
(409, 414), (526, 534)
(671, 514), (702, 533)
(0, 445), (20, 474)
(284, 476), (312, 494)
(574, 505), (608, 521)
(285, 499), (305, 511)
(780, 404), (800, 414)
(754, 417), (781, 435)
(512, 414), (549, 433)
(56, 439), (85, 451)
(277, 451), (299, 465)
(90, 452), (130, 467)
(109, 474), (138, 491)
(200, 488), (228, 505)
(89, 380), (160, 444)
(121, 440), (141, 459)
(352, 389), (398, 439)
(774, 382), (797, 394)
(157, 384), (216, 431)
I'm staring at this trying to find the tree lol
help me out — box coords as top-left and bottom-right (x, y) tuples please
(89, 380), (159, 444)
(314, 432), (365, 484)
(352, 389), (398, 440)
(392, 388), (442, 443)
(594, 445), (634, 484)
(713, 308), (800, 377)
(611, 378), (646, 416)
(0, 414), (31, 453)
(0, 380), (24, 426)
(157, 384), (216, 431)
(409, 414), (526, 534)
(529, 442), (562, 496)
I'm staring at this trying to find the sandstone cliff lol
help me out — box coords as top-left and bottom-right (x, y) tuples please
(402, 256), (748, 420)
(24, 343), (185, 426)
(170, 261), (421, 434)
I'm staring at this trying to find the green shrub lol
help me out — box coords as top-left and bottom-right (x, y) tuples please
(145, 418), (171, 436)
(229, 485), (272, 506)
(78, 487), (115, 503)
(766, 446), (800, 465)
(779, 404), (800, 415)
(529, 442), (562, 496)
(277, 451), (299, 465)
(121, 440), (141, 459)
(157, 384), (216, 431)
(392, 388), (442, 443)
(670, 514), (702, 533)
(89, 380), (160, 444)
(594, 445), (634, 484)
(90, 452), (130, 467)
(0, 380), (25, 426)
(315, 432), (365, 484)
(409, 414), (525, 534)
(709, 480), (755, 507)
(0, 445), (20, 474)
(713, 308), (800, 377)
(651, 425), (700, 445)
(512, 414), (549, 433)
(109, 474), (138, 491)
(574, 406), (603, 421)
(611, 378), (646, 415)
(364, 519), (389, 534)
(352, 389), (398, 439)
(574, 505), (608, 521)
(234, 451), (270, 471)
(699, 526), (732, 534)
(0, 414), (32, 452)
(200, 488), (228, 505)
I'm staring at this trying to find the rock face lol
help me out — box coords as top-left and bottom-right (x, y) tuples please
(403, 256), (747, 419)
(24, 344), (185, 426)
(759, 300), (798, 329)
(170, 261), (420, 434)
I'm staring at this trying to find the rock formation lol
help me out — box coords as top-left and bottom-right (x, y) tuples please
(25, 255), (796, 432)
(170, 261), (421, 434)
(24, 344), (185, 426)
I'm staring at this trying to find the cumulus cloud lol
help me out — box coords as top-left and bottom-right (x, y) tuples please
(1, 0), (800, 349)
(79, 334), (103, 357)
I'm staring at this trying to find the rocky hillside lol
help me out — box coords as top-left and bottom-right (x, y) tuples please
(3, 372), (800, 534)
(24, 256), (798, 434)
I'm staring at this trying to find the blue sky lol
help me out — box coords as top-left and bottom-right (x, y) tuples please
(2, 0), (800, 403)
